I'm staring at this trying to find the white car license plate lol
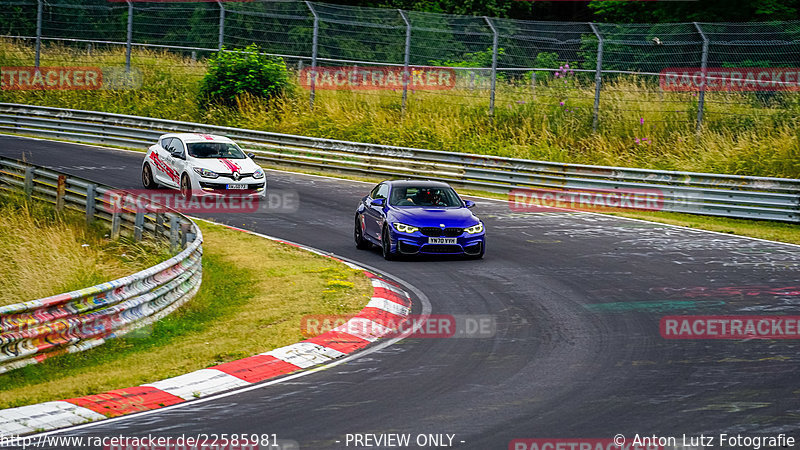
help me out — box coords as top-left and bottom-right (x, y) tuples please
(227, 184), (248, 190)
(428, 237), (457, 244)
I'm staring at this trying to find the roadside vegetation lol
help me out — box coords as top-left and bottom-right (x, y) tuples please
(1, 40), (797, 179)
(0, 220), (371, 409)
(0, 192), (168, 306)
(0, 39), (797, 247)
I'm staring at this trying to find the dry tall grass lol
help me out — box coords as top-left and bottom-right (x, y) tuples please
(0, 195), (165, 306)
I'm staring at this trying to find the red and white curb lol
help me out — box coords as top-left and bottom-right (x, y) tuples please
(0, 223), (412, 436)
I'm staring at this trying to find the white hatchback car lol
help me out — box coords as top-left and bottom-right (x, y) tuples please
(141, 133), (266, 199)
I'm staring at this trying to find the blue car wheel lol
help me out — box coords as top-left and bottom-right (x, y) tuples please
(354, 215), (371, 250)
(381, 226), (396, 260)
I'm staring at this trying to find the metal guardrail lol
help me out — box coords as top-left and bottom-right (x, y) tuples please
(0, 102), (798, 223)
(0, 155), (202, 374)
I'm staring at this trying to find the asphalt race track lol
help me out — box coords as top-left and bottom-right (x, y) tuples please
(2, 135), (800, 450)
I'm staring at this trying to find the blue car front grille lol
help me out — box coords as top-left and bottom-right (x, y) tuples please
(419, 227), (464, 237)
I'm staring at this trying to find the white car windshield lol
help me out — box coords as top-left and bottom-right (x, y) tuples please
(390, 186), (462, 207)
(187, 142), (246, 159)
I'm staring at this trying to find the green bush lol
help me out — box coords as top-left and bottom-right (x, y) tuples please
(199, 44), (290, 106)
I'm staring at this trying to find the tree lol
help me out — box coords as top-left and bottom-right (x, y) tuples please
(588, 0), (800, 23)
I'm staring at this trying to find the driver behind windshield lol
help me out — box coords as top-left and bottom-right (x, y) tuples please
(390, 187), (456, 206)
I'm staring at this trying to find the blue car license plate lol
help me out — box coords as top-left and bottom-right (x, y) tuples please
(428, 237), (457, 244)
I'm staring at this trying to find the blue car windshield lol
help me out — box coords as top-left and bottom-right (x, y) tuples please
(389, 186), (462, 207)
(187, 142), (246, 159)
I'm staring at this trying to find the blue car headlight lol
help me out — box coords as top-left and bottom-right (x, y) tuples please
(193, 167), (219, 179)
(465, 222), (484, 234)
(253, 168), (264, 179)
(393, 222), (419, 234)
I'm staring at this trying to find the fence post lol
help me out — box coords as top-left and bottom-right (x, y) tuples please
(85, 183), (96, 226)
(484, 16), (499, 115)
(111, 210), (121, 239)
(134, 211), (144, 241)
(184, 222), (195, 245)
(55, 175), (66, 211)
(217, 0), (225, 51)
(169, 214), (180, 252)
(125, 0), (133, 73)
(156, 212), (165, 237)
(35, 0), (43, 68)
(23, 167), (34, 200)
(694, 22), (709, 132)
(305, 1), (319, 110)
(531, 71), (536, 104)
(180, 221), (189, 248)
(399, 9), (412, 111)
(589, 23), (604, 132)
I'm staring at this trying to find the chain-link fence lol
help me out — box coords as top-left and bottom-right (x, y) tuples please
(1, 0), (799, 134)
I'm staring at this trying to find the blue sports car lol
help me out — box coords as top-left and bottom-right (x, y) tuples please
(354, 180), (485, 260)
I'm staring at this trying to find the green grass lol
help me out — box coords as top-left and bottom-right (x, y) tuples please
(0, 221), (371, 409)
(1, 39), (798, 179)
(0, 192), (169, 306)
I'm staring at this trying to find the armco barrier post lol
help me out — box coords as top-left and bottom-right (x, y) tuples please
(399, 9), (412, 111)
(694, 22), (709, 132)
(56, 175), (66, 211)
(156, 212), (165, 236)
(35, 0), (43, 69)
(169, 214), (180, 252)
(125, 0), (133, 73)
(23, 167), (34, 200)
(217, 0), (226, 51)
(184, 221), (196, 245)
(111, 210), (121, 239)
(180, 221), (190, 247)
(85, 183), (96, 226)
(589, 23), (604, 132)
(134, 211), (144, 241)
(306, 1), (319, 110)
(484, 16), (499, 116)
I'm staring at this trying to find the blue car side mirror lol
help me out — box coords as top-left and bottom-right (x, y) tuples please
(464, 200), (476, 208)
(370, 198), (385, 207)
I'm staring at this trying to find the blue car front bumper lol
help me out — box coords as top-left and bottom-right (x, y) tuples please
(391, 230), (485, 256)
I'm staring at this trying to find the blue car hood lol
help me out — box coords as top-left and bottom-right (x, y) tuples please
(388, 206), (480, 228)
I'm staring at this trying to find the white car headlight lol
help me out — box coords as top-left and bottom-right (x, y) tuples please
(253, 168), (264, 179)
(465, 222), (484, 234)
(393, 223), (419, 234)
(193, 167), (219, 179)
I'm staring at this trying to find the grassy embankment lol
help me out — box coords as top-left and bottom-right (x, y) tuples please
(0, 193), (168, 306)
(0, 39), (798, 244)
(0, 194), (371, 408)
